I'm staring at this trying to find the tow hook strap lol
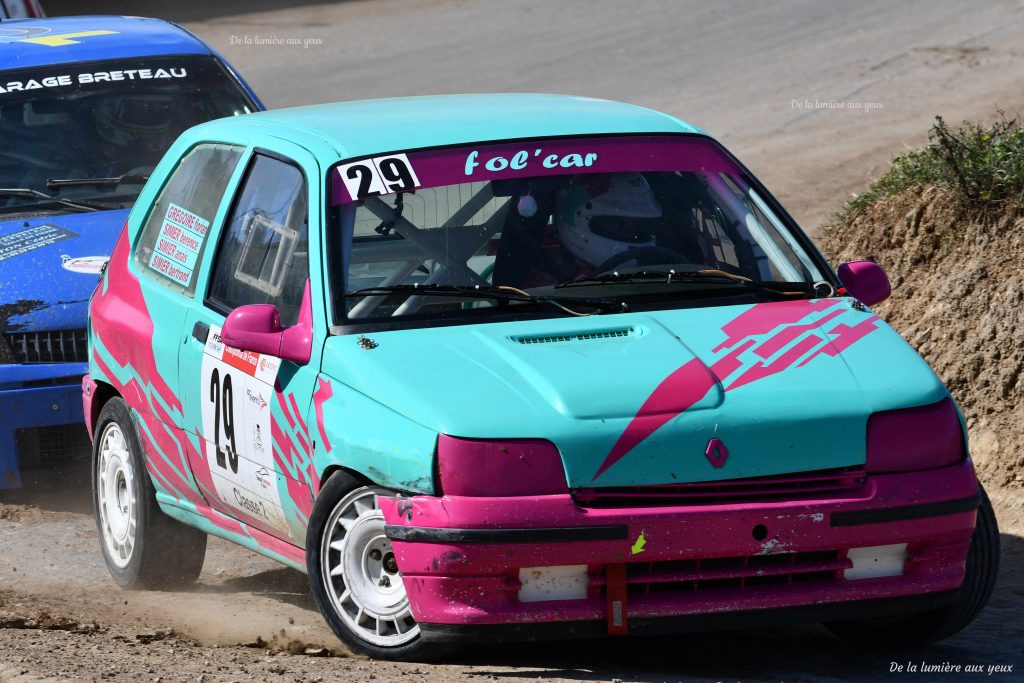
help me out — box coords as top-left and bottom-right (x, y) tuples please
(606, 563), (628, 635)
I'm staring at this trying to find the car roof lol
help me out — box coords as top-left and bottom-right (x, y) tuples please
(0, 16), (211, 70)
(194, 94), (705, 160)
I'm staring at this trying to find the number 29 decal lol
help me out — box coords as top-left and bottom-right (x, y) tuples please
(338, 153), (420, 200)
(209, 367), (239, 474)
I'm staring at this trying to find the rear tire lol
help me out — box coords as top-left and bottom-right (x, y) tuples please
(92, 397), (207, 589)
(825, 482), (1000, 645)
(307, 471), (451, 661)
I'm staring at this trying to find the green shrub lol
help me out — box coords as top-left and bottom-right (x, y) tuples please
(832, 113), (1024, 225)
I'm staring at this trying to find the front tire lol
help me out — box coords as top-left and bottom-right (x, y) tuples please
(92, 397), (207, 589)
(825, 482), (1000, 645)
(308, 471), (441, 661)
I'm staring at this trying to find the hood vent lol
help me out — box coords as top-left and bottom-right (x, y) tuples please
(512, 326), (637, 345)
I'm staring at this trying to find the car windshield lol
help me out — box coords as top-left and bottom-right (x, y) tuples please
(0, 55), (255, 215)
(332, 135), (827, 324)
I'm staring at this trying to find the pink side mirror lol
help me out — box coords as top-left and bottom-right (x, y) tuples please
(221, 281), (313, 364)
(837, 260), (891, 307)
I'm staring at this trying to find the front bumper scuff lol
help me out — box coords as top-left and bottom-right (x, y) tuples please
(381, 460), (979, 638)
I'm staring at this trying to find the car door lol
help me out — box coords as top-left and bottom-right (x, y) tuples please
(177, 147), (319, 543)
(122, 142), (246, 504)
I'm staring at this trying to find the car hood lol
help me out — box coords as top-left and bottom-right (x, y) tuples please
(0, 209), (128, 334)
(323, 298), (949, 487)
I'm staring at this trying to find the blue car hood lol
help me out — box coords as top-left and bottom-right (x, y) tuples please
(0, 209), (129, 333)
(323, 299), (949, 487)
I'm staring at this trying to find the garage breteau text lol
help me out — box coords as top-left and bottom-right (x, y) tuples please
(0, 68), (188, 94)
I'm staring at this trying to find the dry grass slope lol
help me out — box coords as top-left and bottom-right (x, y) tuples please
(822, 185), (1023, 489)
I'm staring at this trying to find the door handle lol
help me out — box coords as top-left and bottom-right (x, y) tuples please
(192, 321), (210, 344)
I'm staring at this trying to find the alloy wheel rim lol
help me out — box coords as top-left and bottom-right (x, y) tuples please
(97, 423), (137, 569)
(320, 486), (419, 647)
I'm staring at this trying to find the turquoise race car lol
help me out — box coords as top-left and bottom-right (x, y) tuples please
(83, 94), (998, 660)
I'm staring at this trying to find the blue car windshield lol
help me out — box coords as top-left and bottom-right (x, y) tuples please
(0, 54), (255, 214)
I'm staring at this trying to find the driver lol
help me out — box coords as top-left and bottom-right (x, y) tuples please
(89, 94), (176, 176)
(555, 173), (663, 273)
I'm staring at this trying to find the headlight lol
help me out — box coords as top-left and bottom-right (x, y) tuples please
(436, 435), (569, 496)
(866, 398), (965, 472)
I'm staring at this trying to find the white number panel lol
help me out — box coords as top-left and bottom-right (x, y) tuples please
(338, 153), (420, 200)
(200, 326), (291, 538)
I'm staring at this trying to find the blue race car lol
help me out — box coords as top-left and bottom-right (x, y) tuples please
(0, 16), (262, 487)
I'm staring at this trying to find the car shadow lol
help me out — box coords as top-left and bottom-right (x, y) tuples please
(195, 566), (318, 612)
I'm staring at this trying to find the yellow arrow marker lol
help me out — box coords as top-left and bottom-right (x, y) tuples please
(631, 530), (647, 555)
(21, 30), (117, 47)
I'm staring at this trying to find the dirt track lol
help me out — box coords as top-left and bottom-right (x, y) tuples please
(0, 468), (1021, 682)
(4, 1), (1024, 680)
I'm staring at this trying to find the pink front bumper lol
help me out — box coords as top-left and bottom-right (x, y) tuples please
(381, 461), (979, 635)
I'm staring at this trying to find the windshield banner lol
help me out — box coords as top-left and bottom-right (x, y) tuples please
(0, 55), (227, 98)
(0, 68), (188, 95)
(332, 136), (741, 204)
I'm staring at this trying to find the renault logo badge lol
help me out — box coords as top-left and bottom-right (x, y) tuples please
(705, 438), (728, 468)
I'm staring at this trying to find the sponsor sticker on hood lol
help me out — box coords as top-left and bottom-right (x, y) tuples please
(0, 224), (77, 261)
(60, 254), (108, 275)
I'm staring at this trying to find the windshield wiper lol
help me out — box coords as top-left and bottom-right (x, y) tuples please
(47, 173), (149, 189)
(556, 269), (813, 298)
(0, 188), (108, 213)
(344, 283), (628, 316)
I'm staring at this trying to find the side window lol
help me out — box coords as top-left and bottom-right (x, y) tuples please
(208, 154), (309, 327)
(134, 144), (243, 296)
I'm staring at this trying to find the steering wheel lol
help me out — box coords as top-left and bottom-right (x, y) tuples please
(594, 246), (692, 275)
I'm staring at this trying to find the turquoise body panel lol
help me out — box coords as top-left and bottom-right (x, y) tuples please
(85, 94), (953, 566)
(322, 300), (947, 489)
(312, 375), (438, 493)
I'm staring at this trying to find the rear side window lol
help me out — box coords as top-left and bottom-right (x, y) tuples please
(134, 143), (243, 296)
(207, 154), (309, 327)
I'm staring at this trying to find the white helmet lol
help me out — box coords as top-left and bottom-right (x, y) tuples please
(556, 173), (662, 269)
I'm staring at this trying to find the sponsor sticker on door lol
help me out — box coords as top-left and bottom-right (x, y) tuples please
(147, 203), (210, 286)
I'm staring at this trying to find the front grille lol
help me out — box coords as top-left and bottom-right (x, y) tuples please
(16, 425), (92, 469)
(6, 329), (88, 364)
(606, 550), (850, 596)
(574, 467), (867, 507)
